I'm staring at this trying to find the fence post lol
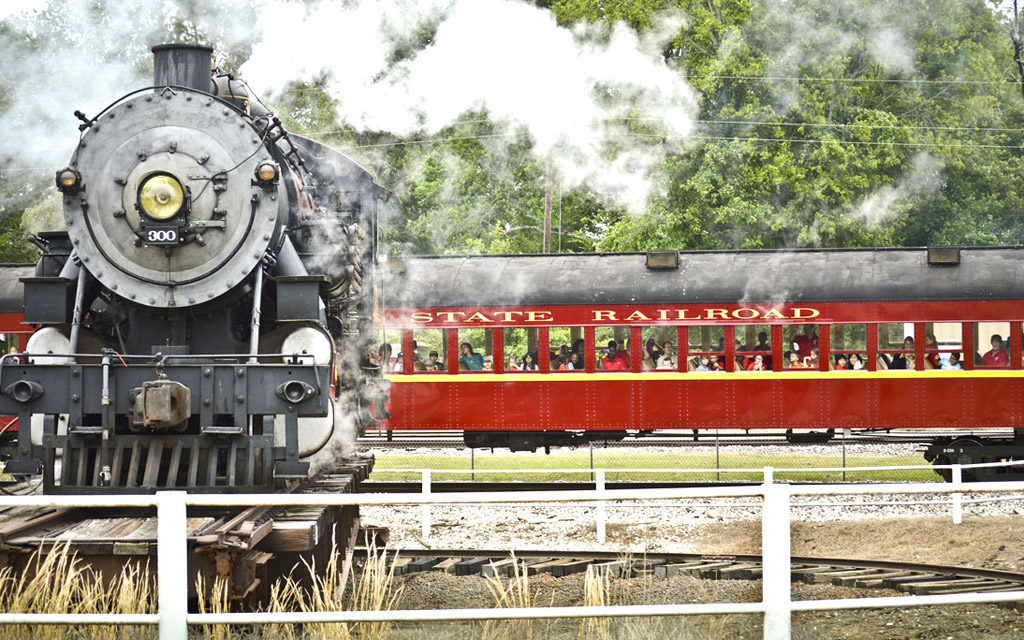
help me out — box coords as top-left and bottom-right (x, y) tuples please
(952, 465), (963, 525)
(157, 491), (188, 640)
(761, 478), (791, 640)
(596, 469), (606, 543)
(421, 469), (432, 540)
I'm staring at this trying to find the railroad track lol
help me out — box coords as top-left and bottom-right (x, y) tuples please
(357, 548), (1024, 597)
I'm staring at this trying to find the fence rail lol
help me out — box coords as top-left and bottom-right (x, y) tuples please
(0, 461), (1020, 640)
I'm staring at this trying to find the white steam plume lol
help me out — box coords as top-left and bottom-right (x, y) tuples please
(0, 1), (262, 178)
(850, 152), (941, 230)
(242, 0), (698, 211)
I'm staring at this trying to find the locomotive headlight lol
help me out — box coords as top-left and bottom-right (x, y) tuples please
(138, 174), (185, 220)
(255, 162), (279, 188)
(55, 168), (82, 194)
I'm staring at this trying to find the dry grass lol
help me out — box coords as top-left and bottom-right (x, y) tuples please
(0, 542), (154, 640)
(0, 542), (758, 640)
(255, 538), (402, 640)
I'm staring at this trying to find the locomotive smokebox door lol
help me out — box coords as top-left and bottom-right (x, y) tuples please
(130, 379), (191, 431)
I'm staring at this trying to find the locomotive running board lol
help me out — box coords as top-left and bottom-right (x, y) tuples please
(43, 433), (275, 494)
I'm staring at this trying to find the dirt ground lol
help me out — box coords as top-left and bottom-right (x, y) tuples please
(682, 516), (1024, 571)
(379, 516), (1024, 639)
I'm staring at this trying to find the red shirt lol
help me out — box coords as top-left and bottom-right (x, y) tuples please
(982, 349), (1009, 367)
(601, 352), (630, 370)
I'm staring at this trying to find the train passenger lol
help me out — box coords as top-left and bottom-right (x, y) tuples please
(833, 354), (848, 370)
(377, 343), (394, 369)
(925, 333), (941, 368)
(657, 341), (677, 369)
(785, 350), (803, 369)
(803, 347), (820, 369)
(849, 353), (865, 370)
(708, 354), (725, 371)
(458, 342), (484, 371)
(599, 340), (630, 371)
(572, 339), (586, 360)
(559, 352), (583, 371)
(981, 334), (1009, 367)
(940, 352), (962, 370)
(794, 326), (817, 357)
(886, 337), (914, 370)
(521, 351), (539, 371)
(694, 355), (711, 371)
(746, 354), (766, 371)
(507, 354), (522, 371)
(426, 351), (443, 371)
(645, 338), (661, 362)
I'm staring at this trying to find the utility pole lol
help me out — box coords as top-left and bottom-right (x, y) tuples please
(1013, 1), (1024, 99)
(543, 155), (552, 253)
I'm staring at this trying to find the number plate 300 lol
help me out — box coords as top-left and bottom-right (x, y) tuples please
(146, 228), (179, 245)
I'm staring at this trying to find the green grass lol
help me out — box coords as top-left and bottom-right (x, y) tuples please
(370, 450), (939, 483)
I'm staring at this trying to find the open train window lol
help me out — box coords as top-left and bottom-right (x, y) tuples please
(735, 324), (771, 372)
(456, 328), (492, 372)
(782, 324), (819, 369)
(923, 323), (962, 370)
(686, 326), (725, 371)
(595, 326), (631, 371)
(829, 324), (867, 371)
(379, 329), (402, 372)
(972, 322), (1011, 369)
(876, 323), (914, 370)
(411, 328), (446, 373)
(641, 326), (680, 371)
(503, 327), (539, 371)
(548, 326), (584, 372)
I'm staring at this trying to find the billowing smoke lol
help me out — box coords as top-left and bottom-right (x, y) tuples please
(850, 152), (942, 230)
(0, 1), (261, 180)
(242, 0), (698, 211)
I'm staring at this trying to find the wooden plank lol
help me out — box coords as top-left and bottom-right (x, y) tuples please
(263, 521), (317, 552)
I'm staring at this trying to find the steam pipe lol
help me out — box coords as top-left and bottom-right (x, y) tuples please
(68, 267), (88, 358)
(248, 265), (264, 364)
(274, 236), (308, 277)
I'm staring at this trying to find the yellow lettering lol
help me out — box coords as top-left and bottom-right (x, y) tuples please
(465, 312), (494, 323)
(525, 311), (553, 322)
(592, 310), (618, 322)
(497, 311), (523, 322)
(676, 309), (701, 320)
(761, 308), (786, 320)
(731, 308), (760, 319)
(791, 307), (820, 319)
(657, 309), (671, 321)
(437, 311), (465, 322)
(625, 310), (652, 322)
(705, 309), (729, 319)
(411, 312), (433, 324)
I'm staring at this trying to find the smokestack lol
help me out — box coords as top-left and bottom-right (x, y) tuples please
(152, 43), (213, 93)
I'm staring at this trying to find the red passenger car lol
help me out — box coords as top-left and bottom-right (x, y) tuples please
(378, 247), (1024, 478)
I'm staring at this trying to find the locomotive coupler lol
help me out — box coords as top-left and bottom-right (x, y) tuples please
(129, 379), (191, 432)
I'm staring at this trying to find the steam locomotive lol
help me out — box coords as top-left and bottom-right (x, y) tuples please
(0, 44), (390, 493)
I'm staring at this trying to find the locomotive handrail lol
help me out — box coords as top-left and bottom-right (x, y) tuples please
(0, 475), (1021, 639)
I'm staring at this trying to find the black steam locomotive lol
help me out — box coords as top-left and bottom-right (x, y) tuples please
(1, 44), (389, 493)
